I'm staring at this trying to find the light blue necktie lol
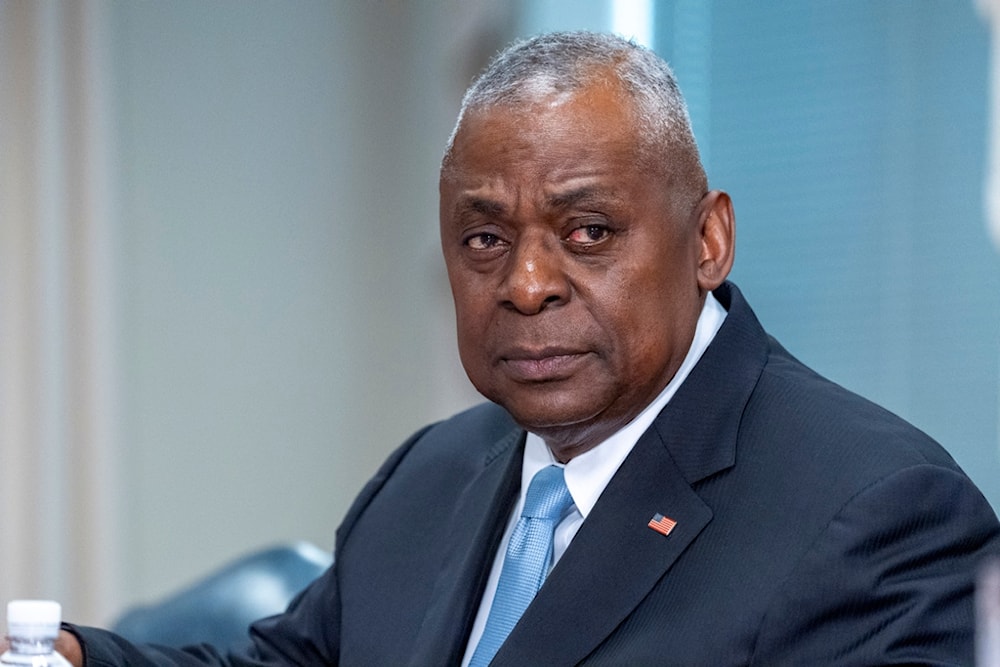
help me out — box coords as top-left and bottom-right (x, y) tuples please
(468, 465), (574, 667)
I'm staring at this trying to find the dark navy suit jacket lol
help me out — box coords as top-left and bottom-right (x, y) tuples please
(75, 282), (1000, 666)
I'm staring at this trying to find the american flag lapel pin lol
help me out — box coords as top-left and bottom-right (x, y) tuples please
(648, 513), (677, 537)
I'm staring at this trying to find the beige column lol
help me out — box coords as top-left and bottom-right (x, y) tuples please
(0, 0), (121, 624)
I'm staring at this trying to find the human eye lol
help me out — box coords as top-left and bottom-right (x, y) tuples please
(565, 223), (612, 246)
(464, 232), (508, 251)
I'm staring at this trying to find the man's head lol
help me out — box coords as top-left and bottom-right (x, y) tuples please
(439, 32), (735, 461)
(443, 31), (708, 218)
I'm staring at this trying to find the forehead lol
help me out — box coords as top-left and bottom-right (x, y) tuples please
(443, 84), (644, 185)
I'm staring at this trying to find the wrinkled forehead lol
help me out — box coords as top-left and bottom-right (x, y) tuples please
(442, 84), (643, 181)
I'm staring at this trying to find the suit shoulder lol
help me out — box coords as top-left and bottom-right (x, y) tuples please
(336, 402), (519, 543)
(748, 337), (961, 474)
(407, 402), (520, 461)
(425, 401), (519, 439)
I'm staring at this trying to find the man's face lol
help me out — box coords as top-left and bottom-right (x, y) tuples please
(440, 84), (708, 459)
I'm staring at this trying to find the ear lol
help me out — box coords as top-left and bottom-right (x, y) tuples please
(694, 190), (735, 292)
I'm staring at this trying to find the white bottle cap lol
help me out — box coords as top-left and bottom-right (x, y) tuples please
(6, 600), (62, 638)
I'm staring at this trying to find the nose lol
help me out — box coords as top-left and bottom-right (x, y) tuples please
(500, 234), (570, 314)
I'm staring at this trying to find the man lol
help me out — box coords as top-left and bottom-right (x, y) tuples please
(46, 31), (1000, 665)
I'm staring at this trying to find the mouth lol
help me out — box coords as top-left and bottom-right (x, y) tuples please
(500, 347), (592, 383)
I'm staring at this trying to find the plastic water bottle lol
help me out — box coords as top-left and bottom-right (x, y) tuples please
(979, 558), (1000, 667)
(1, 600), (72, 666)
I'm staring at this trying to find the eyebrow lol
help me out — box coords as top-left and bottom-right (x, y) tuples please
(545, 186), (600, 209)
(451, 184), (618, 220)
(545, 185), (619, 211)
(453, 195), (507, 219)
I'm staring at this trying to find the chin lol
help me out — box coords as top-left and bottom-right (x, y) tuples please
(500, 395), (606, 434)
(473, 372), (615, 427)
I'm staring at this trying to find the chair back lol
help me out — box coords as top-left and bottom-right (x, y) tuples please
(112, 541), (332, 651)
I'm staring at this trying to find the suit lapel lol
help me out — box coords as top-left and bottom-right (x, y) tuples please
(406, 426), (525, 667)
(490, 424), (713, 666)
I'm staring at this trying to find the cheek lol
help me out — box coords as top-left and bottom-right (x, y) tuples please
(452, 294), (492, 370)
(599, 264), (674, 328)
(452, 282), (488, 326)
(599, 268), (691, 363)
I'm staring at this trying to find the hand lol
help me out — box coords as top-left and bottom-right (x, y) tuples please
(55, 630), (84, 667)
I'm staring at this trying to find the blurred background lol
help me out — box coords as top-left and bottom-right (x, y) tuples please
(1, 0), (998, 627)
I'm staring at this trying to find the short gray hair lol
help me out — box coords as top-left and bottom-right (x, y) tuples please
(443, 31), (708, 207)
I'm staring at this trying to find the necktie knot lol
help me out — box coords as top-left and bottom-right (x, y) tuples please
(521, 465), (573, 521)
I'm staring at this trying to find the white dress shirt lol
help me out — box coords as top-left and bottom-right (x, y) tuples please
(461, 292), (727, 666)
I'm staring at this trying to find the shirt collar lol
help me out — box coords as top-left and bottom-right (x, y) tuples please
(522, 291), (728, 518)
